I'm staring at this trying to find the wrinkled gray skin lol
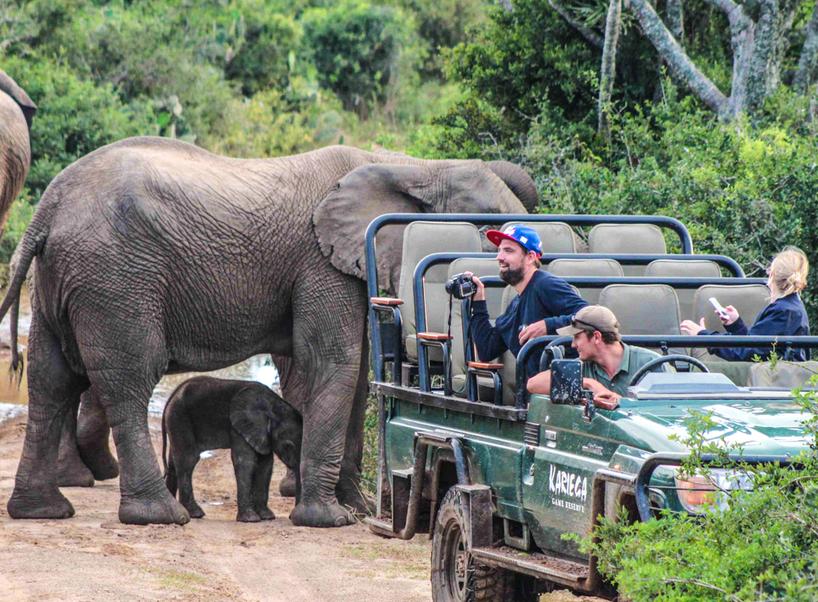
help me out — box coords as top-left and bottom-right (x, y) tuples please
(0, 69), (35, 236)
(162, 377), (302, 523)
(0, 137), (532, 527)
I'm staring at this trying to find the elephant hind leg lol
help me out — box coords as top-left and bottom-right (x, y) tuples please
(77, 389), (119, 481)
(77, 322), (189, 526)
(56, 403), (95, 488)
(8, 312), (87, 519)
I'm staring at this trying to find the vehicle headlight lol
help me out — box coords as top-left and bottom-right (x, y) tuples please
(674, 469), (749, 513)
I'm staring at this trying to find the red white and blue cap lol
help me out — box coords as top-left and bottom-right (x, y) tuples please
(486, 225), (543, 258)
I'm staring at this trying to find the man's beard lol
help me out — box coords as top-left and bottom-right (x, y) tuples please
(500, 265), (524, 286)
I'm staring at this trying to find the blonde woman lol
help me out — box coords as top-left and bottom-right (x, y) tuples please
(681, 246), (810, 361)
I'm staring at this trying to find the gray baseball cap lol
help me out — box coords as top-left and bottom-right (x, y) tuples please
(557, 305), (620, 336)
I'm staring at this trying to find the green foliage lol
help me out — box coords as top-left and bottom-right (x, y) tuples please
(584, 378), (818, 602)
(301, 0), (418, 116)
(392, 0), (485, 78)
(517, 81), (818, 321)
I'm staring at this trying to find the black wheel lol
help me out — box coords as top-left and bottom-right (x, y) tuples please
(431, 488), (513, 602)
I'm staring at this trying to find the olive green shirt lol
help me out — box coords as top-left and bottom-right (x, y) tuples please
(582, 344), (663, 398)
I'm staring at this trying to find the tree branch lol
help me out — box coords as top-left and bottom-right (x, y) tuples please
(549, 0), (604, 49)
(793, 0), (818, 93)
(700, 0), (740, 20)
(665, 0), (685, 43)
(628, 0), (730, 115)
(599, 0), (622, 139)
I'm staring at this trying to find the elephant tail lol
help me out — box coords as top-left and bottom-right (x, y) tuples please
(161, 404), (169, 476)
(0, 222), (45, 385)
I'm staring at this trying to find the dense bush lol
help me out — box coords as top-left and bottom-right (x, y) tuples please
(301, 0), (418, 116)
(584, 379), (818, 601)
(522, 83), (818, 319)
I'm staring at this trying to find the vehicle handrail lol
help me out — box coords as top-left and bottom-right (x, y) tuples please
(411, 255), (754, 392)
(479, 276), (766, 289)
(515, 334), (818, 408)
(633, 452), (796, 522)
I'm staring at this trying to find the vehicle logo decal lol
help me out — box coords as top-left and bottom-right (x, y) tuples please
(548, 464), (588, 505)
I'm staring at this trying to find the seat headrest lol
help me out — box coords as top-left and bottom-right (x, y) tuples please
(500, 221), (576, 253)
(691, 284), (770, 333)
(588, 224), (666, 254)
(547, 258), (624, 277)
(599, 284), (681, 335)
(645, 259), (721, 278)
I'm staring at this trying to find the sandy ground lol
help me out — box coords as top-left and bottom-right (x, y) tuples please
(0, 413), (433, 602)
(0, 288), (602, 602)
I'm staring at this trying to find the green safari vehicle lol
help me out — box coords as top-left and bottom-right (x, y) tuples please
(363, 214), (816, 601)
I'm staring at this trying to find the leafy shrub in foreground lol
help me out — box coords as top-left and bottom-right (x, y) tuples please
(583, 378), (818, 601)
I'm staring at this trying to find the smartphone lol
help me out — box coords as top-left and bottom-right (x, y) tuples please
(709, 297), (729, 320)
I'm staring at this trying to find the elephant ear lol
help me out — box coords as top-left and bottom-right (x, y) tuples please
(0, 69), (37, 129)
(313, 163), (433, 294)
(229, 388), (274, 455)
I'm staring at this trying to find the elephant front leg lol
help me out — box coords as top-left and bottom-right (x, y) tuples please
(252, 453), (275, 520)
(289, 362), (360, 528)
(336, 331), (375, 515)
(232, 440), (261, 523)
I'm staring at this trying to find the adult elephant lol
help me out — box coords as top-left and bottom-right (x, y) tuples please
(0, 137), (532, 527)
(0, 69), (36, 236)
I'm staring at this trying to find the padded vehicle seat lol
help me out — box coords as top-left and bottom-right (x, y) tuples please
(588, 224), (667, 275)
(500, 221), (577, 253)
(645, 259), (722, 322)
(598, 285), (682, 354)
(447, 271), (515, 403)
(399, 222), (482, 363)
(689, 284), (770, 358)
(547, 258), (624, 305)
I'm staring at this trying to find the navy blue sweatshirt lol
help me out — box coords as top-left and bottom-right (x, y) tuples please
(698, 293), (810, 361)
(471, 270), (588, 378)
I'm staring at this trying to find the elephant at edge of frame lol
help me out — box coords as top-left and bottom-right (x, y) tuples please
(0, 137), (537, 528)
(0, 69), (36, 237)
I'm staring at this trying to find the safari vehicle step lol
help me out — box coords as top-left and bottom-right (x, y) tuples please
(471, 547), (589, 585)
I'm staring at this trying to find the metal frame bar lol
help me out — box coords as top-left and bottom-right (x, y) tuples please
(365, 213), (695, 382)
(633, 452), (795, 522)
(411, 253), (759, 394)
(515, 334), (818, 408)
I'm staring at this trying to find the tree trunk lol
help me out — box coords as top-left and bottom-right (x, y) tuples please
(793, 1), (818, 93)
(666, 0), (685, 43)
(598, 0), (623, 140)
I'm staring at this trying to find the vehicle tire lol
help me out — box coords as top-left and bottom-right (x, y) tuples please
(431, 488), (513, 602)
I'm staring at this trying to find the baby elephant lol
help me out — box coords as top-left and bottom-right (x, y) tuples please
(162, 376), (302, 522)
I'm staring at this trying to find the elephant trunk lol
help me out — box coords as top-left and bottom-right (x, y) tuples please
(486, 161), (539, 213)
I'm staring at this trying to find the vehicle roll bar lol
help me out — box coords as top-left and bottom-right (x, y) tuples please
(365, 214), (695, 380)
(515, 334), (818, 409)
(633, 452), (796, 522)
(411, 254), (757, 392)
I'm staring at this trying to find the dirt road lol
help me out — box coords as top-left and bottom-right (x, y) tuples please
(0, 414), (432, 602)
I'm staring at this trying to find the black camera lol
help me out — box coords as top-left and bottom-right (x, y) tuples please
(445, 273), (476, 299)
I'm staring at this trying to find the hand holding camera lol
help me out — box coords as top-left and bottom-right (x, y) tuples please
(445, 272), (479, 300)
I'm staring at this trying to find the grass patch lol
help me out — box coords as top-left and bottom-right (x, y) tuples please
(157, 569), (208, 590)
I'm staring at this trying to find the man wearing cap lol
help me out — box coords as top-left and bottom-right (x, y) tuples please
(469, 225), (588, 379)
(526, 305), (663, 409)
